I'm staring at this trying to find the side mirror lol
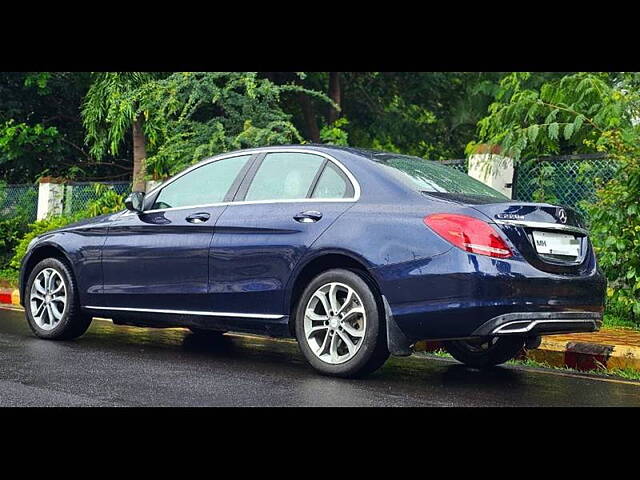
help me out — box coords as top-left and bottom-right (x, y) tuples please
(124, 191), (145, 213)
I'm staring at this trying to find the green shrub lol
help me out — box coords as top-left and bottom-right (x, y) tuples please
(8, 214), (82, 271)
(85, 183), (125, 217)
(585, 153), (640, 321)
(0, 215), (30, 269)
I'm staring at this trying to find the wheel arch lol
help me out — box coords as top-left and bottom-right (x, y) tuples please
(285, 250), (382, 336)
(20, 243), (76, 305)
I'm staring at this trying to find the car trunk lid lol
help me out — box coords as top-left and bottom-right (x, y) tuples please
(471, 200), (590, 273)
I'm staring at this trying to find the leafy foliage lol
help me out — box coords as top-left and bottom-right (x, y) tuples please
(319, 118), (350, 146)
(0, 215), (30, 269)
(138, 72), (327, 177)
(338, 72), (503, 159)
(472, 72), (626, 159)
(0, 120), (59, 162)
(0, 72), (113, 182)
(2, 72), (507, 182)
(82, 72), (161, 160)
(585, 154), (640, 319)
(8, 214), (81, 271)
(84, 183), (125, 217)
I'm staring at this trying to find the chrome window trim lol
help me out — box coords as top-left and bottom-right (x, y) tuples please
(142, 148), (360, 215)
(85, 305), (284, 320)
(494, 219), (588, 236)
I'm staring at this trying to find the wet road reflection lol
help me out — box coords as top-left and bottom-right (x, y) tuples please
(0, 307), (638, 406)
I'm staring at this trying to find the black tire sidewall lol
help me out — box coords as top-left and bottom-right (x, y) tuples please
(294, 268), (387, 378)
(25, 258), (81, 339)
(444, 336), (524, 368)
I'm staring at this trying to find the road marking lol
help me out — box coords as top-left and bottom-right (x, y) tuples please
(0, 305), (24, 312)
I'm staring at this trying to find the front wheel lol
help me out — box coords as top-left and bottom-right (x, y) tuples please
(443, 336), (524, 368)
(25, 258), (92, 340)
(295, 269), (389, 378)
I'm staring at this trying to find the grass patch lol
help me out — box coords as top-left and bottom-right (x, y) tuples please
(602, 312), (640, 330)
(420, 349), (640, 382)
(430, 349), (452, 358)
(506, 356), (640, 381)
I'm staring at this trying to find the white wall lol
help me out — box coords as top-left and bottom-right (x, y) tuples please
(468, 153), (514, 198)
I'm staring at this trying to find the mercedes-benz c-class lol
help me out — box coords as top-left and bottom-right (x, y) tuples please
(20, 145), (606, 377)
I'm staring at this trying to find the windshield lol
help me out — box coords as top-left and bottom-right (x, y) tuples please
(374, 156), (508, 200)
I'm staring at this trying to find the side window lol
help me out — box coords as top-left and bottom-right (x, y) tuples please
(152, 155), (251, 210)
(244, 152), (324, 201)
(311, 162), (352, 199)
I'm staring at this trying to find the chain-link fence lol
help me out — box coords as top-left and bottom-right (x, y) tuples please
(440, 159), (467, 173)
(439, 155), (619, 218)
(513, 154), (619, 214)
(62, 182), (131, 215)
(0, 184), (38, 222)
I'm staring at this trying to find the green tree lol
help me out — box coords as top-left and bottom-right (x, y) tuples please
(271, 72), (505, 159)
(138, 72), (329, 178)
(0, 72), (110, 183)
(82, 73), (163, 191)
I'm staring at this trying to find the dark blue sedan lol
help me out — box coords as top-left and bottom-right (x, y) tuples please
(19, 145), (606, 377)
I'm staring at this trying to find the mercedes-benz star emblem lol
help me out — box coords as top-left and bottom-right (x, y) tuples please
(557, 208), (567, 224)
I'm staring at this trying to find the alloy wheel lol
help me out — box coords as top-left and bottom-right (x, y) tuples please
(30, 268), (67, 331)
(303, 282), (367, 364)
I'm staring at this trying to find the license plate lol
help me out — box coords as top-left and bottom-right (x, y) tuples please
(532, 230), (581, 257)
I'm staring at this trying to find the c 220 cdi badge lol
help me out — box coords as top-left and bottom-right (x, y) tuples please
(20, 145), (606, 377)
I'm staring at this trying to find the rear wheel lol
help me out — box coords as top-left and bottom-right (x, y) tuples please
(443, 336), (524, 368)
(25, 258), (92, 340)
(295, 269), (389, 378)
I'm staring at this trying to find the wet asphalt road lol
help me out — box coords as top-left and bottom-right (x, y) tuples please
(0, 307), (639, 406)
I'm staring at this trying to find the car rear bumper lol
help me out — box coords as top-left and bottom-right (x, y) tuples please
(372, 247), (606, 343)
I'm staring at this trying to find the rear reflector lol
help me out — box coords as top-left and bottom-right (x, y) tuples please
(424, 213), (512, 259)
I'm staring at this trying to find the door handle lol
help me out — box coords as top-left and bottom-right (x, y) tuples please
(293, 210), (323, 223)
(186, 212), (211, 224)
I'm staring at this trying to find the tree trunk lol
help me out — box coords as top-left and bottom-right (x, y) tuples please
(328, 72), (342, 124)
(132, 115), (147, 192)
(298, 92), (320, 143)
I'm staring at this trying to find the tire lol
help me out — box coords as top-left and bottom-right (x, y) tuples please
(443, 336), (524, 368)
(294, 268), (389, 378)
(25, 257), (92, 340)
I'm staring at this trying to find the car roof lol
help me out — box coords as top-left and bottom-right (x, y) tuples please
(207, 144), (421, 163)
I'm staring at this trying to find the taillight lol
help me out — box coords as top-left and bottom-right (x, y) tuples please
(424, 213), (512, 259)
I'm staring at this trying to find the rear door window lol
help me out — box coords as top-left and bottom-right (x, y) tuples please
(244, 152), (325, 201)
(311, 162), (352, 199)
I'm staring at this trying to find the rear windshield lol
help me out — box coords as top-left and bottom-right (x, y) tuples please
(375, 156), (508, 200)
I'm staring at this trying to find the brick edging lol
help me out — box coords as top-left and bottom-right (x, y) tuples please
(0, 289), (20, 306)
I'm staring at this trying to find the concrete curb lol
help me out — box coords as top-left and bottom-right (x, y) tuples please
(415, 335), (640, 373)
(1, 289), (637, 373)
